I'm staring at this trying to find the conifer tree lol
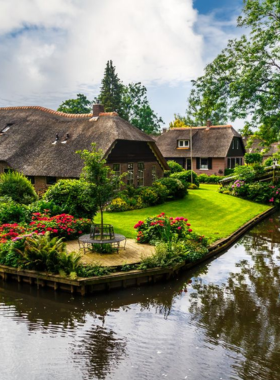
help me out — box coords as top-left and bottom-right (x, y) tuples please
(98, 60), (123, 114)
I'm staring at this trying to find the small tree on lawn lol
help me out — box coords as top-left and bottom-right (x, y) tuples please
(77, 144), (126, 238)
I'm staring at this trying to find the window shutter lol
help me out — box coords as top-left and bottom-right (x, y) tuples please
(196, 158), (200, 169)
(208, 158), (212, 170)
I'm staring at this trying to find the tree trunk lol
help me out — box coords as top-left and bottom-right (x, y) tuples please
(100, 206), (103, 240)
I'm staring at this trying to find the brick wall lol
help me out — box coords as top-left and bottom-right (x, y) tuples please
(107, 161), (164, 187)
(193, 158), (226, 176)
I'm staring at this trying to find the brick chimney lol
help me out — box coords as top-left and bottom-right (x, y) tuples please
(162, 128), (167, 134)
(92, 103), (105, 117)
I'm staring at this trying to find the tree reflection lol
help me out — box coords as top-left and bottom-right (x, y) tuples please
(189, 227), (280, 380)
(71, 325), (127, 380)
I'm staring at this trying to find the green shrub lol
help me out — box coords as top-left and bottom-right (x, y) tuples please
(198, 174), (224, 184)
(44, 179), (97, 218)
(188, 183), (198, 189)
(0, 201), (29, 224)
(244, 152), (263, 164)
(151, 182), (169, 203)
(225, 168), (234, 176)
(167, 160), (184, 173)
(0, 171), (38, 204)
(27, 200), (64, 217)
(171, 170), (199, 187)
(233, 165), (256, 182)
(156, 177), (187, 199)
(197, 174), (209, 183)
(107, 197), (129, 212)
(139, 188), (159, 205)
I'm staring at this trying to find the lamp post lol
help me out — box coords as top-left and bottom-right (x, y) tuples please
(273, 158), (277, 183)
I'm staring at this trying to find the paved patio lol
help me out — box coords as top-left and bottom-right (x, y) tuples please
(66, 238), (155, 267)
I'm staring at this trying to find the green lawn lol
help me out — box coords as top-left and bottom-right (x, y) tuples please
(94, 184), (271, 242)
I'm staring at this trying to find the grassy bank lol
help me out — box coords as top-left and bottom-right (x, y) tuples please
(95, 184), (271, 242)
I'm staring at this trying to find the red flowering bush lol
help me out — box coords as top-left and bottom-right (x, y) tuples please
(0, 213), (91, 243)
(134, 213), (197, 244)
(0, 224), (26, 243)
(28, 213), (91, 239)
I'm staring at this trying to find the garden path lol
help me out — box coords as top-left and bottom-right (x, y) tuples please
(66, 239), (155, 267)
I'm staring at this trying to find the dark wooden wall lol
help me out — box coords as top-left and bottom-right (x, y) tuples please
(106, 140), (157, 163)
(227, 137), (245, 157)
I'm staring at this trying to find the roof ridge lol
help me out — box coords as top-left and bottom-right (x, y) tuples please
(171, 125), (232, 130)
(0, 106), (93, 119)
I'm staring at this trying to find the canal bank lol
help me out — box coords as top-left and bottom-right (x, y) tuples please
(1, 210), (280, 379)
(0, 207), (275, 295)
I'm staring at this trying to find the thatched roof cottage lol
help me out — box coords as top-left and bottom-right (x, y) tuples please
(0, 104), (168, 191)
(155, 122), (245, 175)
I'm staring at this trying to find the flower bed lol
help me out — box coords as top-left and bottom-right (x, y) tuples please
(0, 213), (91, 243)
(220, 180), (280, 205)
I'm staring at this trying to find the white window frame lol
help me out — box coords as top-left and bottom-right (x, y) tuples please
(228, 157), (242, 169)
(177, 140), (189, 148)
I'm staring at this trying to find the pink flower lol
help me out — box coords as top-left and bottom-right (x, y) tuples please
(178, 226), (182, 230)
(269, 197), (274, 203)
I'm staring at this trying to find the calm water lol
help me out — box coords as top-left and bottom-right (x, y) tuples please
(1, 214), (280, 380)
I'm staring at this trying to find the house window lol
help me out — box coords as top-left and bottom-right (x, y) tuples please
(152, 165), (157, 183)
(227, 158), (242, 169)
(46, 177), (56, 185)
(197, 158), (212, 170)
(1, 123), (14, 134)
(27, 176), (35, 184)
(232, 140), (235, 149)
(127, 163), (134, 186)
(200, 158), (209, 170)
(4, 168), (14, 173)
(137, 163), (145, 187)
(113, 164), (121, 189)
(236, 139), (239, 149)
(113, 163), (121, 176)
(177, 140), (189, 148)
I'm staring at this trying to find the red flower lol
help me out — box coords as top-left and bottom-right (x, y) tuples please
(188, 229), (192, 233)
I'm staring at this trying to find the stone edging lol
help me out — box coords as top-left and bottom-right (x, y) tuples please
(0, 207), (275, 295)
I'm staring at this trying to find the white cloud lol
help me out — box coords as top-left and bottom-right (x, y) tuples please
(0, 0), (206, 107)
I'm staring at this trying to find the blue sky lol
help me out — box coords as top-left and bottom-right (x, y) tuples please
(0, 0), (245, 129)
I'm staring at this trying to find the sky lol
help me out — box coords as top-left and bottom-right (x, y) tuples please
(0, 0), (245, 129)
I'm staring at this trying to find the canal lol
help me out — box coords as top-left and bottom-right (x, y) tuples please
(1, 213), (280, 380)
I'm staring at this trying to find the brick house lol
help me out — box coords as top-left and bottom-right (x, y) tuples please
(155, 122), (245, 176)
(0, 104), (168, 191)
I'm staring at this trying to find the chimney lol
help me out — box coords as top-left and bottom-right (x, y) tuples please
(206, 119), (212, 129)
(92, 102), (105, 117)
(162, 128), (167, 134)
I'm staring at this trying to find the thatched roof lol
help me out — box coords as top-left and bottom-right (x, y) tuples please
(243, 136), (280, 158)
(156, 125), (243, 158)
(0, 106), (168, 177)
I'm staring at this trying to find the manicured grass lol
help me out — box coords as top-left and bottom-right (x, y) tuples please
(94, 184), (271, 242)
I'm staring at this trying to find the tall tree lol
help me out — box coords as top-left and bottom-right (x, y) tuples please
(184, 0), (280, 142)
(77, 144), (125, 237)
(121, 82), (163, 134)
(98, 60), (123, 114)
(57, 94), (92, 114)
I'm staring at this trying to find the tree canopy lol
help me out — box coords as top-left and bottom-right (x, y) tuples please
(57, 93), (92, 114)
(57, 61), (163, 134)
(98, 60), (123, 114)
(182, 0), (280, 142)
(121, 82), (163, 134)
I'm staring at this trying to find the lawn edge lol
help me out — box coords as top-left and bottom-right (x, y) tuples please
(0, 206), (276, 296)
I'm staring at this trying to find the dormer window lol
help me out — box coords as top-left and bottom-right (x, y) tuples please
(177, 140), (189, 148)
(1, 123), (14, 134)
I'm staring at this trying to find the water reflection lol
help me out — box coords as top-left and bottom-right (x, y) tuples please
(1, 214), (280, 379)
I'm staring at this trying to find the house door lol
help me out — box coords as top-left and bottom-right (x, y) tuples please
(186, 159), (192, 170)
